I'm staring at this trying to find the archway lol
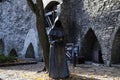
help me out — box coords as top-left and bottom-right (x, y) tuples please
(0, 39), (4, 54)
(80, 29), (103, 63)
(45, 1), (60, 28)
(25, 43), (35, 58)
(111, 28), (120, 64)
(45, 1), (59, 11)
(9, 48), (18, 57)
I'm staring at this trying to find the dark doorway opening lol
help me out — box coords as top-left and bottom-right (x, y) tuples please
(111, 28), (120, 64)
(80, 28), (103, 64)
(0, 0), (2, 2)
(9, 48), (18, 57)
(0, 39), (4, 54)
(25, 43), (35, 58)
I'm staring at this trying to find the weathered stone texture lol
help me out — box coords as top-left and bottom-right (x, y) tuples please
(0, 0), (120, 65)
(0, 0), (63, 60)
(0, 0), (41, 59)
(61, 0), (120, 65)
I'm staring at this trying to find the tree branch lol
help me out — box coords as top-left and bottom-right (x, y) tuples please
(36, 0), (44, 15)
(36, 0), (44, 9)
(26, 0), (36, 13)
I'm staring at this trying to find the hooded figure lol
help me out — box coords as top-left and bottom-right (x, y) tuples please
(48, 18), (69, 79)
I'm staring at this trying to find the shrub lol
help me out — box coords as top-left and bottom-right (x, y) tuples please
(0, 54), (17, 63)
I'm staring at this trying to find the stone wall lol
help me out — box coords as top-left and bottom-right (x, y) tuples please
(0, 0), (41, 59)
(61, 0), (71, 42)
(61, 0), (120, 66)
(1, 0), (120, 65)
(0, 0), (63, 60)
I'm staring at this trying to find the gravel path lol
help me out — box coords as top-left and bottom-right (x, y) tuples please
(0, 62), (44, 80)
(70, 64), (120, 80)
(0, 62), (120, 80)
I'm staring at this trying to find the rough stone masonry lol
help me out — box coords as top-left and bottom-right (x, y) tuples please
(0, 0), (41, 59)
(61, 0), (120, 66)
(0, 0), (62, 60)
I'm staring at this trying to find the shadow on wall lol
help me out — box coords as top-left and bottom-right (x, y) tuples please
(80, 28), (104, 64)
(111, 28), (120, 64)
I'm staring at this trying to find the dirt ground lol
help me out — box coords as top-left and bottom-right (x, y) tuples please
(0, 62), (120, 80)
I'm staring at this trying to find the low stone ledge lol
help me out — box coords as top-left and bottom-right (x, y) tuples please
(0, 60), (37, 67)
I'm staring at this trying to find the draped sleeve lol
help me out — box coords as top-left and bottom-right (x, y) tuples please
(48, 27), (65, 46)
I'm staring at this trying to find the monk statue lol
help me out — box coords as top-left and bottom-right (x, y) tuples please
(48, 17), (69, 79)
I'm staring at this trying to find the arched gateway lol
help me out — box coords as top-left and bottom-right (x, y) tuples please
(25, 43), (35, 58)
(80, 28), (103, 63)
(0, 39), (4, 54)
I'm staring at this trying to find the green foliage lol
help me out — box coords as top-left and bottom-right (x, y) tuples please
(0, 54), (17, 63)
